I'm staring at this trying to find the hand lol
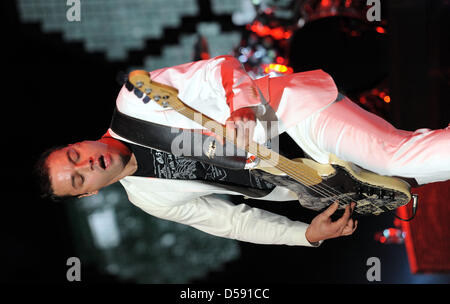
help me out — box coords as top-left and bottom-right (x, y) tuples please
(219, 107), (257, 149)
(305, 202), (358, 243)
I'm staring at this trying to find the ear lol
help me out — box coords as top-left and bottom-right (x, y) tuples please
(77, 190), (99, 198)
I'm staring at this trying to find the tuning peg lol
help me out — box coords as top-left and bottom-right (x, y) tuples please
(142, 96), (150, 104)
(125, 80), (133, 92)
(154, 95), (161, 101)
(136, 81), (144, 88)
(144, 88), (152, 94)
(133, 88), (143, 98)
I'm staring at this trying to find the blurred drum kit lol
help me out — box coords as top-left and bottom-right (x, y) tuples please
(298, 0), (372, 23)
(294, 0), (390, 117)
(232, 0), (391, 118)
(294, 1), (387, 75)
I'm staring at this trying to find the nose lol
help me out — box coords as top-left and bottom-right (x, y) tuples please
(74, 157), (94, 172)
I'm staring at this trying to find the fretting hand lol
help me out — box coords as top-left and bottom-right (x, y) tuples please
(216, 107), (257, 149)
(305, 202), (358, 244)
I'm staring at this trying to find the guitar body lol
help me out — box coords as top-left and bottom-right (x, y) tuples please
(251, 155), (412, 216)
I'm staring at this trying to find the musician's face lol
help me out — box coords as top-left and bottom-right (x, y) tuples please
(46, 140), (131, 197)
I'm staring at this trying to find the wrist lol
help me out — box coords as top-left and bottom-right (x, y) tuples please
(305, 226), (321, 244)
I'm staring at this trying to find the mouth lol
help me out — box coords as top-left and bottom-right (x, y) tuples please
(99, 155), (108, 170)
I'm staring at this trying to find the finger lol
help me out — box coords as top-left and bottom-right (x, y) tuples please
(242, 120), (256, 148)
(226, 121), (236, 144)
(235, 120), (245, 148)
(342, 219), (358, 236)
(243, 121), (250, 148)
(322, 201), (339, 218)
(240, 109), (254, 122)
(332, 204), (352, 230)
(247, 120), (255, 148)
(353, 220), (358, 232)
(341, 219), (355, 235)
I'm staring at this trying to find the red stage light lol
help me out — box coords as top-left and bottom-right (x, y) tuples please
(284, 31), (292, 39)
(264, 63), (293, 75)
(376, 26), (386, 34)
(271, 27), (284, 40)
(248, 21), (292, 40)
(383, 95), (391, 103)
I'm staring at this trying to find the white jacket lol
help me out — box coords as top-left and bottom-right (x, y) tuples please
(109, 55), (338, 246)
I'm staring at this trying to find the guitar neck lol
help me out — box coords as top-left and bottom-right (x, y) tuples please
(170, 97), (322, 186)
(127, 70), (322, 187)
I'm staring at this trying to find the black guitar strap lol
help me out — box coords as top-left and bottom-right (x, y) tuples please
(109, 108), (276, 198)
(109, 108), (248, 170)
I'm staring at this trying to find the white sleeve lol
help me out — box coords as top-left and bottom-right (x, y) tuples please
(126, 188), (319, 247)
(211, 55), (264, 113)
(148, 55), (264, 120)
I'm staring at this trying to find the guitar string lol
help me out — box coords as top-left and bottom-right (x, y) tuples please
(254, 145), (358, 203)
(145, 89), (357, 205)
(256, 151), (356, 205)
(173, 103), (356, 204)
(134, 82), (357, 206)
(177, 106), (357, 206)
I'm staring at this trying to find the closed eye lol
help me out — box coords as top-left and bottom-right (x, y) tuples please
(71, 173), (84, 190)
(67, 148), (80, 164)
(67, 148), (83, 189)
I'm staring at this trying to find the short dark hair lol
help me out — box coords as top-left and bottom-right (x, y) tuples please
(34, 145), (75, 202)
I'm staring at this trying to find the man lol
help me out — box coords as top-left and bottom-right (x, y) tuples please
(36, 55), (449, 247)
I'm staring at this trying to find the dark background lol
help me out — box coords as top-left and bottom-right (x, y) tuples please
(2, 0), (449, 285)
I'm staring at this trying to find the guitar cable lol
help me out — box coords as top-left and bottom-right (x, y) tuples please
(393, 194), (418, 222)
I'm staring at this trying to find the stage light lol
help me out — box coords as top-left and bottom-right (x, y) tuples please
(238, 54), (248, 63)
(376, 26), (386, 34)
(283, 30), (292, 39)
(271, 27), (285, 40)
(248, 21), (293, 41)
(264, 63), (293, 75)
(375, 228), (405, 244)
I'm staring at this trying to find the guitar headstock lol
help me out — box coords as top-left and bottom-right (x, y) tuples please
(127, 70), (179, 108)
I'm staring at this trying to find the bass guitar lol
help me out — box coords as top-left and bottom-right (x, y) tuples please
(127, 70), (417, 216)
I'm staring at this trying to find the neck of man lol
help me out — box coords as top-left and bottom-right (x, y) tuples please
(120, 152), (138, 178)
